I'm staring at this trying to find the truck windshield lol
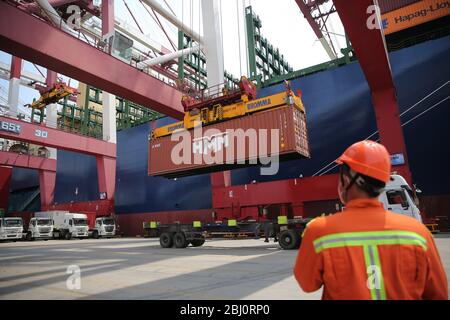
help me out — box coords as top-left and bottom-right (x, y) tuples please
(4, 219), (22, 227)
(37, 219), (52, 226)
(103, 219), (114, 225)
(73, 219), (87, 226)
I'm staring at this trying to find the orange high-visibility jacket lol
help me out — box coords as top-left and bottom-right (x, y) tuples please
(294, 198), (448, 300)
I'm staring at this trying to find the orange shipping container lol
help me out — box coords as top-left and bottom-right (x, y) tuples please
(148, 106), (310, 178)
(381, 0), (450, 35)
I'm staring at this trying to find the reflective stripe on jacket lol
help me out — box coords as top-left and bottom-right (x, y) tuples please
(293, 198), (448, 300)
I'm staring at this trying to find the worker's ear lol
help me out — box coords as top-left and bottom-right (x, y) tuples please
(340, 172), (351, 188)
(344, 173), (352, 184)
(337, 173), (347, 204)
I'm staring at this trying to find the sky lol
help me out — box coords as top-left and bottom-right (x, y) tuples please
(114, 0), (347, 76)
(0, 0), (347, 116)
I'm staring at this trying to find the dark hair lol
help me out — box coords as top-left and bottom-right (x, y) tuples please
(340, 163), (386, 197)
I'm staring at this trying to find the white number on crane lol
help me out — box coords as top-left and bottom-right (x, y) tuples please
(0, 121), (21, 134)
(35, 129), (48, 138)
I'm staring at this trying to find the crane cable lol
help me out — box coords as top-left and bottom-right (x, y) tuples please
(243, 0), (249, 77)
(312, 80), (449, 176)
(190, 0), (194, 51)
(312, 80), (450, 177)
(198, 0), (203, 89)
(317, 95), (450, 177)
(181, 0), (184, 46)
(198, 0), (202, 51)
(139, 0), (177, 51)
(219, 0), (225, 78)
(236, 0), (243, 77)
(163, 0), (176, 16)
(122, 0), (144, 34)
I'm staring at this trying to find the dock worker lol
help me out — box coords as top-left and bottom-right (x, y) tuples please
(293, 140), (448, 300)
(260, 208), (278, 243)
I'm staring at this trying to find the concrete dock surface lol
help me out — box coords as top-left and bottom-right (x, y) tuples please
(1, 235), (449, 300)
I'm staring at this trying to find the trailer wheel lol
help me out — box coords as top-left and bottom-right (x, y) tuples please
(160, 232), (173, 248)
(190, 238), (205, 247)
(64, 232), (72, 240)
(279, 230), (300, 250)
(174, 232), (188, 248)
(26, 232), (32, 241)
(93, 230), (99, 239)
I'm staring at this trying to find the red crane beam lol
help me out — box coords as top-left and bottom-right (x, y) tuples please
(0, 2), (184, 120)
(213, 175), (339, 209)
(20, 0), (78, 12)
(333, 0), (411, 183)
(0, 116), (116, 158)
(333, 0), (395, 92)
(0, 151), (57, 172)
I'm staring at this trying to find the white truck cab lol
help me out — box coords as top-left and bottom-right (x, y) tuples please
(92, 216), (116, 239)
(379, 174), (423, 223)
(26, 217), (53, 241)
(0, 217), (23, 241)
(36, 211), (89, 240)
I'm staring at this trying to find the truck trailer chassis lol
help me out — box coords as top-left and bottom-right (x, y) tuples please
(143, 216), (312, 250)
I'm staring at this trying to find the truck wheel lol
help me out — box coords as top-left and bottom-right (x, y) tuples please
(64, 232), (72, 240)
(93, 231), (99, 239)
(190, 238), (205, 247)
(26, 232), (32, 241)
(279, 230), (300, 250)
(174, 232), (188, 248)
(160, 232), (173, 248)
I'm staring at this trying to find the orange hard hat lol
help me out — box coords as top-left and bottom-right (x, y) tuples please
(335, 140), (391, 183)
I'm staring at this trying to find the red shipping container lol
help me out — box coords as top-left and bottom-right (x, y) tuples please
(148, 106), (310, 178)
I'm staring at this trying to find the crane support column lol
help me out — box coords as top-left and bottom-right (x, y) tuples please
(42, 69), (57, 208)
(102, 92), (117, 144)
(0, 167), (12, 214)
(101, 0), (117, 145)
(98, 0), (116, 203)
(102, 0), (115, 49)
(96, 156), (116, 201)
(334, 0), (412, 184)
(45, 70), (58, 160)
(39, 170), (56, 208)
(7, 56), (22, 117)
(201, 0), (225, 90)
